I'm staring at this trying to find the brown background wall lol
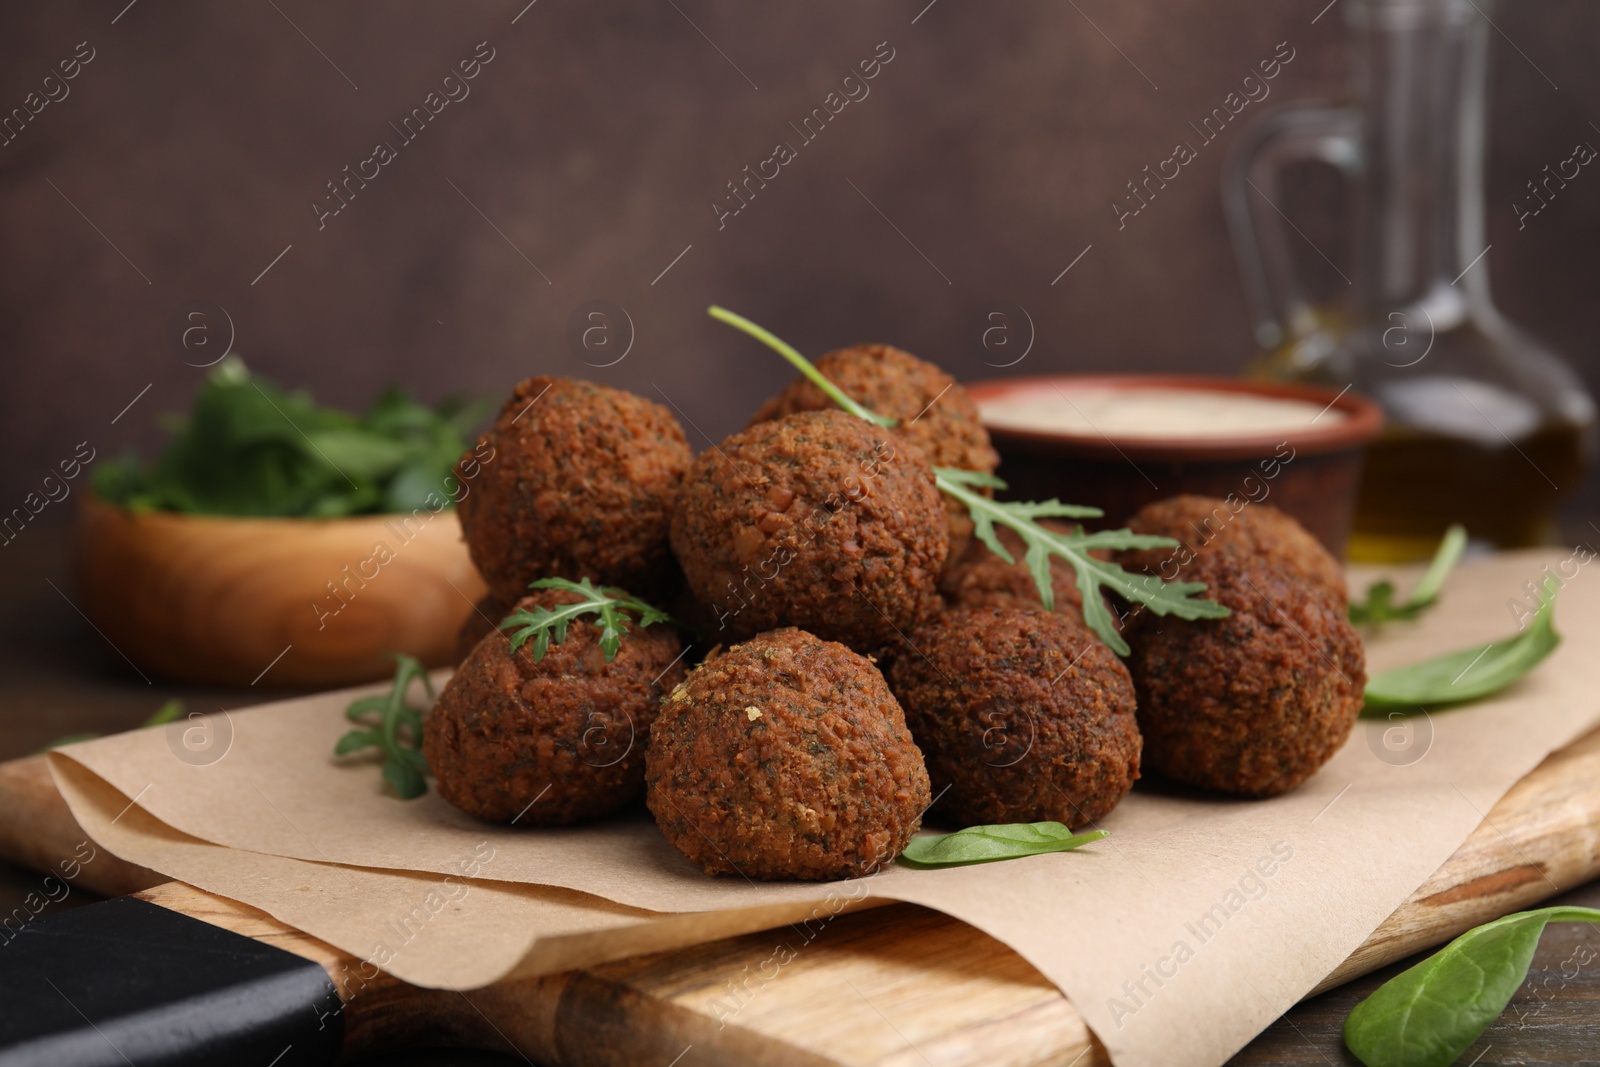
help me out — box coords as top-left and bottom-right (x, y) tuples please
(2, 1), (1597, 520)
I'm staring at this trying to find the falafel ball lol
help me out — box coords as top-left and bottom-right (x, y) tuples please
(750, 343), (999, 477)
(646, 627), (931, 881)
(425, 586), (689, 825)
(1120, 555), (1364, 797)
(888, 608), (1140, 827)
(457, 377), (691, 604)
(671, 409), (947, 651)
(749, 344), (999, 559)
(453, 592), (514, 665)
(1120, 495), (1346, 601)
(939, 524), (1086, 616)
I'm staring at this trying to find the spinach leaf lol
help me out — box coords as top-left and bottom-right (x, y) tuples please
(1350, 525), (1467, 625)
(1344, 906), (1600, 1067)
(899, 822), (1108, 869)
(1363, 576), (1559, 712)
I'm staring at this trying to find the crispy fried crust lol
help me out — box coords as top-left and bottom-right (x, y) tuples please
(646, 628), (931, 881)
(1121, 556), (1365, 797)
(670, 410), (947, 651)
(425, 588), (689, 825)
(457, 377), (691, 603)
(1120, 494), (1347, 601)
(750, 343), (998, 475)
(749, 344), (999, 558)
(888, 608), (1140, 826)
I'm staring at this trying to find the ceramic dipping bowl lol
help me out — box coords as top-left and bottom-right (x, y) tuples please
(965, 375), (1384, 557)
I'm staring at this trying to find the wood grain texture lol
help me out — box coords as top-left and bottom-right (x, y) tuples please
(7, 722), (1600, 1064)
(71, 494), (487, 687)
(0, 753), (160, 898)
(429, 724), (1600, 1066)
(1314, 723), (1600, 994)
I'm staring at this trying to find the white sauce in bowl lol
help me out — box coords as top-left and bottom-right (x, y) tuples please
(978, 387), (1346, 439)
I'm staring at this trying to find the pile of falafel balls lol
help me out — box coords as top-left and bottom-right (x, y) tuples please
(422, 345), (1366, 882)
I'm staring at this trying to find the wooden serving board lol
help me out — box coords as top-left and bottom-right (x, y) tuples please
(4, 724), (1600, 1065)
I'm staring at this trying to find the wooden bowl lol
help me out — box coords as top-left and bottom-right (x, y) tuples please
(72, 494), (488, 687)
(965, 375), (1384, 557)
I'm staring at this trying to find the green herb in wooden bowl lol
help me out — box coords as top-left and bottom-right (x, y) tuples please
(95, 356), (486, 518)
(77, 358), (492, 687)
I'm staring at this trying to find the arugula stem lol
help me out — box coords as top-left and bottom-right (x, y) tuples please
(935, 473), (1097, 617)
(935, 470), (1102, 533)
(935, 472), (1224, 655)
(382, 682), (402, 755)
(708, 305), (898, 428)
(335, 654), (432, 799)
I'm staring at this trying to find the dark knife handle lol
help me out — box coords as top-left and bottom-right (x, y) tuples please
(0, 895), (343, 1067)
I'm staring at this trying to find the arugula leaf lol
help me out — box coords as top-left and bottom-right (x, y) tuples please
(334, 655), (433, 799)
(1363, 575), (1560, 712)
(1350, 525), (1467, 625)
(94, 356), (485, 518)
(935, 469), (1228, 655)
(900, 822), (1109, 868)
(499, 577), (676, 663)
(705, 306), (1230, 655)
(1344, 905), (1600, 1067)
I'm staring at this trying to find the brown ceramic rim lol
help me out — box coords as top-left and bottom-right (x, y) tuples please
(964, 375), (1385, 462)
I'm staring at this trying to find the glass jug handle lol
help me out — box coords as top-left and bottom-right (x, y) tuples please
(1221, 103), (1361, 350)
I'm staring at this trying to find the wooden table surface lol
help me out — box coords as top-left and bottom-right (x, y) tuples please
(3, 518), (1598, 1067)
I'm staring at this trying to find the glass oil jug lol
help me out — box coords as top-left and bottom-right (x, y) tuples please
(1223, 0), (1594, 561)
